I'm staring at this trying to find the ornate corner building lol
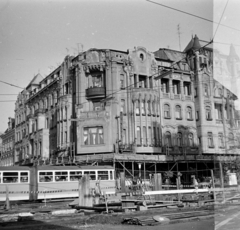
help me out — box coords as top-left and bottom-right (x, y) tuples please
(7, 35), (240, 179)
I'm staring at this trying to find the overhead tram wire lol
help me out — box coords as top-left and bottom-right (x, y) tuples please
(0, 80), (24, 89)
(212, 0), (230, 40)
(146, 0), (240, 33)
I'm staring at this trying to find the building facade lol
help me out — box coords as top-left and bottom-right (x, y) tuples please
(0, 117), (15, 166)
(4, 35), (239, 182)
(14, 56), (74, 165)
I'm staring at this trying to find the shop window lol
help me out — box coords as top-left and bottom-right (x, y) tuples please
(83, 127), (104, 145)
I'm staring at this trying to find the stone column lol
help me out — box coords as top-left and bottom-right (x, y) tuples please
(180, 80), (184, 100)
(169, 77), (173, 99)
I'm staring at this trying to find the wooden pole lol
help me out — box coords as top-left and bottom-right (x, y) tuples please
(120, 172), (126, 193)
(210, 170), (216, 201)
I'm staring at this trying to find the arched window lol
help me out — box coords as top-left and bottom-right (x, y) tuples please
(175, 105), (181, 119)
(165, 131), (171, 147)
(176, 132), (182, 146)
(204, 84), (209, 96)
(164, 104), (170, 118)
(186, 106), (193, 120)
(205, 106), (212, 120)
(207, 132), (214, 147)
(188, 133), (194, 147)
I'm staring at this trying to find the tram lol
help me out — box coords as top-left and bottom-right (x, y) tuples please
(0, 165), (115, 201)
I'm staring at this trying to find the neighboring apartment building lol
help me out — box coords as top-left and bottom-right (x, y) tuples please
(14, 56), (74, 165)
(0, 117), (15, 166)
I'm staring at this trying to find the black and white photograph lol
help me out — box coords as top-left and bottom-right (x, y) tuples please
(0, 0), (240, 229)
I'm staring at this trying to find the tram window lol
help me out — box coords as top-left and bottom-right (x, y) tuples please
(110, 171), (113, 180)
(39, 172), (53, 182)
(70, 171), (82, 181)
(3, 172), (18, 183)
(84, 171), (96, 180)
(98, 171), (109, 180)
(20, 172), (29, 183)
(55, 171), (68, 182)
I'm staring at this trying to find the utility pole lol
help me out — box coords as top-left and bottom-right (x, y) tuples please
(177, 24), (182, 51)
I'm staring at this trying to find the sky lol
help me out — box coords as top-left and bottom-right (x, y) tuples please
(0, 0), (239, 132)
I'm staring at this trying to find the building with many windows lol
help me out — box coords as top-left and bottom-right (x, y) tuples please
(4, 35), (240, 182)
(0, 117), (15, 166)
(14, 56), (74, 165)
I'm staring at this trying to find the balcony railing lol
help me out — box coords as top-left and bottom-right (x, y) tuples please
(174, 94), (181, 100)
(85, 87), (106, 99)
(163, 93), (170, 98)
(185, 95), (192, 100)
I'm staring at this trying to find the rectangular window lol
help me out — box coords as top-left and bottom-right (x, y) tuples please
(215, 104), (223, 120)
(39, 171), (53, 182)
(173, 80), (180, 94)
(98, 171), (109, 180)
(184, 82), (191, 95)
(3, 172), (18, 183)
(143, 126), (147, 145)
(70, 171), (82, 181)
(122, 129), (126, 145)
(137, 126), (141, 145)
(194, 88), (197, 97)
(153, 127), (156, 146)
(208, 132), (214, 147)
(92, 74), (103, 87)
(149, 76), (153, 88)
(84, 171), (96, 180)
(161, 79), (169, 93)
(141, 101), (145, 115)
(83, 127), (104, 145)
(148, 126), (152, 145)
(218, 133), (224, 148)
(55, 171), (68, 182)
(136, 101), (140, 115)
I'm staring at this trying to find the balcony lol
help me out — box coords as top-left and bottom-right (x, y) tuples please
(174, 94), (181, 100)
(86, 87), (106, 99)
(34, 108), (45, 116)
(163, 93), (170, 99)
(27, 113), (34, 120)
